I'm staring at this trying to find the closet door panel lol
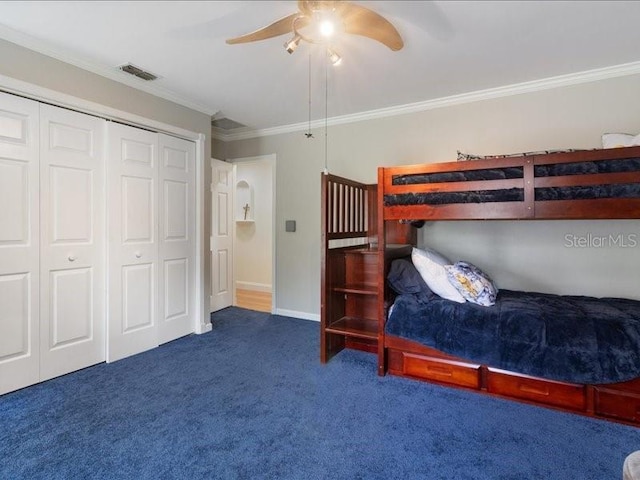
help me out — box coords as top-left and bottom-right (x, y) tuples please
(122, 263), (154, 331)
(0, 99), (36, 161)
(39, 105), (105, 381)
(0, 160), (29, 245)
(50, 166), (93, 243)
(0, 273), (34, 392)
(158, 134), (195, 344)
(0, 93), (39, 395)
(122, 176), (154, 242)
(107, 123), (159, 362)
(49, 268), (93, 347)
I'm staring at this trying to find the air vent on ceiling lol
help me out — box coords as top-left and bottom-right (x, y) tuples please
(118, 63), (158, 81)
(211, 117), (247, 130)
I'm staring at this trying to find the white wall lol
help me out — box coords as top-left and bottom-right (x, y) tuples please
(233, 158), (273, 293)
(218, 73), (640, 315)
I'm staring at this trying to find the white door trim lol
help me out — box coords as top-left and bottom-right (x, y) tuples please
(0, 73), (209, 336)
(194, 134), (210, 333)
(228, 154), (277, 313)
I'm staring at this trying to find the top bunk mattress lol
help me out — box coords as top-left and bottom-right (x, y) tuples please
(384, 155), (640, 207)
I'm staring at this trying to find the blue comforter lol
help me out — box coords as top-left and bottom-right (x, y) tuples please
(386, 290), (640, 384)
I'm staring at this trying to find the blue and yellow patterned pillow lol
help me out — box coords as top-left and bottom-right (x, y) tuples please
(445, 261), (498, 307)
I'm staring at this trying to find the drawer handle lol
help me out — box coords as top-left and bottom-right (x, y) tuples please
(68, 255), (76, 262)
(519, 383), (549, 396)
(135, 252), (142, 258)
(427, 365), (453, 377)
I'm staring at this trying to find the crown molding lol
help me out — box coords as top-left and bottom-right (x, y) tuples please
(0, 24), (218, 117)
(4, 20), (635, 141)
(216, 60), (640, 142)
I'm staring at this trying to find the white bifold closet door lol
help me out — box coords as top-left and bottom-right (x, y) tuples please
(157, 133), (196, 345)
(0, 92), (197, 393)
(39, 105), (106, 381)
(0, 95), (106, 395)
(0, 93), (40, 395)
(107, 123), (195, 362)
(107, 122), (159, 362)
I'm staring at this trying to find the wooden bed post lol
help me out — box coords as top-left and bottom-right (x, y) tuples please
(375, 167), (417, 376)
(377, 167), (387, 376)
(320, 172), (330, 363)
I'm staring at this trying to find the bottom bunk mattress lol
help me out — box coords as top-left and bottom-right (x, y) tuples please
(386, 289), (640, 384)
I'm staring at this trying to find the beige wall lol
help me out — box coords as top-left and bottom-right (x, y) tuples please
(217, 134), (326, 317)
(0, 39), (210, 139)
(221, 73), (640, 315)
(0, 38), (213, 323)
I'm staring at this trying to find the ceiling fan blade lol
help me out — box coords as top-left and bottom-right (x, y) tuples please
(339, 3), (404, 51)
(226, 13), (307, 45)
(298, 0), (313, 17)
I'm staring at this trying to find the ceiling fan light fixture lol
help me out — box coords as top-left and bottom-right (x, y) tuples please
(225, 1), (404, 52)
(284, 34), (301, 54)
(319, 19), (335, 37)
(327, 48), (342, 66)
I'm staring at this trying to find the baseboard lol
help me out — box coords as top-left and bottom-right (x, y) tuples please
(274, 309), (320, 322)
(195, 322), (213, 334)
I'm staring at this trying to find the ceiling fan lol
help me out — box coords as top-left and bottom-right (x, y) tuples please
(225, 0), (404, 58)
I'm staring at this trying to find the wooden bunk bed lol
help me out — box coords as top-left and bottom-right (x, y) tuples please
(374, 145), (640, 426)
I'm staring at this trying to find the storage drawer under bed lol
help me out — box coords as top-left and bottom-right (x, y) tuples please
(594, 387), (640, 423)
(487, 368), (586, 411)
(389, 350), (481, 389)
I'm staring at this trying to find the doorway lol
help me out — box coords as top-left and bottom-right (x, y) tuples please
(210, 154), (275, 313)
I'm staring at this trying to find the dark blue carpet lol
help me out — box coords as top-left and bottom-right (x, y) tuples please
(1, 307), (639, 479)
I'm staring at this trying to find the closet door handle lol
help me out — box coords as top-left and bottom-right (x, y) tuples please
(68, 255), (76, 262)
(135, 252), (142, 259)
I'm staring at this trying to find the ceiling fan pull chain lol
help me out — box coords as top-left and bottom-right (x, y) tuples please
(324, 50), (329, 173)
(306, 51), (314, 139)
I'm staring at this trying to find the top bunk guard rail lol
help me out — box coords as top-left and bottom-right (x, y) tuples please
(322, 173), (371, 241)
(379, 146), (640, 221)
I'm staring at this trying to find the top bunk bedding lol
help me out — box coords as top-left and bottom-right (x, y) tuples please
(379, 146), (640, 220)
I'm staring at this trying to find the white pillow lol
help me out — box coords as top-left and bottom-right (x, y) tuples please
(411, 247), (466, 303)
(602, 133), (640, 149)
(445, 261), (498, 307)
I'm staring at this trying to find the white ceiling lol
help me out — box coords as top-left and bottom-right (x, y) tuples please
(1, 1), (640, 137)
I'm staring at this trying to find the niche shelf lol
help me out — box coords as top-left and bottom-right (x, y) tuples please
(236, 180), (254, 222)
